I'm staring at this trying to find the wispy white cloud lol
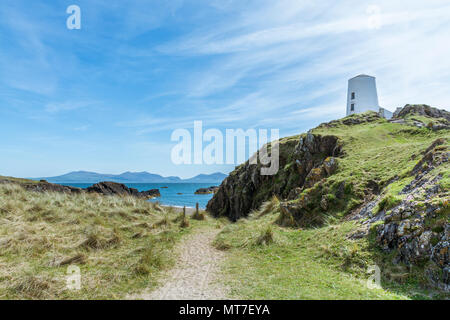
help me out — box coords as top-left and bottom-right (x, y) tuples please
(45, 101), (98, 113)
(1, 0), (450, 178)
(157, 0), (450, 121)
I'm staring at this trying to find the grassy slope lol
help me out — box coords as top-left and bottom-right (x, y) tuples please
(312, 115), (449, 195)
(0, 182), (207, 299)
(215, 212), (411, 299)
(213, 113), (449, 300)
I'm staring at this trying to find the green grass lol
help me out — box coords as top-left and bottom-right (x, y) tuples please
(214, 208), (439, 299)
(0, 183), (204, 299)
(313, 117), (448, 193)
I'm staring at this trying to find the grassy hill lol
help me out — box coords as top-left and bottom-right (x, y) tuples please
(209, 105), (449, 298)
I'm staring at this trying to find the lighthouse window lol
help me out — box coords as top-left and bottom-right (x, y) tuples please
(351, 92), (355, 99)
(351, 104), (355, 111)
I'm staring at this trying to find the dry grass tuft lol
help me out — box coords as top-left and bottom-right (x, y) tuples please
(258, 195), (280, 217)
(179, 215), (190, 228)
(275, 206), (298, 228)
(192, 211), (206, 221)
(255, 226), (274, 246)
(79, 228), (122, 250)
(153, 215), (171, 229)
(11, 274), (55, 299)
(50, 254), (87, 267)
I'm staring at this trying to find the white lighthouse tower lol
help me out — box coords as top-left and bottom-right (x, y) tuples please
(346, 74), (380, 116)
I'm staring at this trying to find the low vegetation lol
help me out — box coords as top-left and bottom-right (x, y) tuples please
(213, 198), (443, 299)
(0, 182), (200, 299)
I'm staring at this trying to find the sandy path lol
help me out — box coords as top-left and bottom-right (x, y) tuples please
(131, 228), (229, 300)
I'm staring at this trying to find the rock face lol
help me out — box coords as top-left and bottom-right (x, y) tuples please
(86, 181), (160, 199)
(377, 141), (448, 291)
(207, 133), (341, 221)
(376, 201), (449, 291)
(195, 186), (219, 195)
(391, 104), (450, 131)
(139, 189), (161, 199)
(393, 104), (450, 121)
(353, 138), (449, 291)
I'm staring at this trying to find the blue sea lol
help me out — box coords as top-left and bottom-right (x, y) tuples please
(59, 183), (217, 209)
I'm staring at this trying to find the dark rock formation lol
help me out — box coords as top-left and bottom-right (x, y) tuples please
(139, 189), (161, 199)
(86, 181), (160, 199)
(393, 104), (450, 121)
(207, 132), (341, 221)
(195, 186), (219, 194)
(376, 200), (449, 291)
(23, 181), (82, 194)
(391, 105), (450, 131)
(352, 139), (449, 291)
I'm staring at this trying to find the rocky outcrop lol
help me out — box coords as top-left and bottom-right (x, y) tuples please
(351, 139), (449, 291)
(377, 141), (448, 290)
(195, 186), (219, 195)
(0, 178), (161, 199)
(139, 189), (161, 199)
(86, 181), (160, 199)
(207, 132), (341, 221)
(22, 181), (82, 194)
(391, 105), (450, 131)
(393, 104), (450, 121)
(376, 201), (449, 291)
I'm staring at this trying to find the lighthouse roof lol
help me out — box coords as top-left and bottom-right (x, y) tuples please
(350, 74), (375, 80)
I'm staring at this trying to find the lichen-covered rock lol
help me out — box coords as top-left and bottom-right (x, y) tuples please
(320, 195), (329, 211)
(304, 167), (326, 188)
(323, 157), (338, 176)
(351, 138), (449, 291)
(376, 200), (449, 290)
(207, 133), (341, 221)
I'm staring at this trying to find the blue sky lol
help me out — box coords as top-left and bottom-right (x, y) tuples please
(1, 0), (450, 179)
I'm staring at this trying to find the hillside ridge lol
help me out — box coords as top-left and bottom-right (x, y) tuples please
(207, 105), (449, 291)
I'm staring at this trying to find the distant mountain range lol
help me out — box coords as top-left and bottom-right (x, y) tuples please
(31, 171), (228, 184)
